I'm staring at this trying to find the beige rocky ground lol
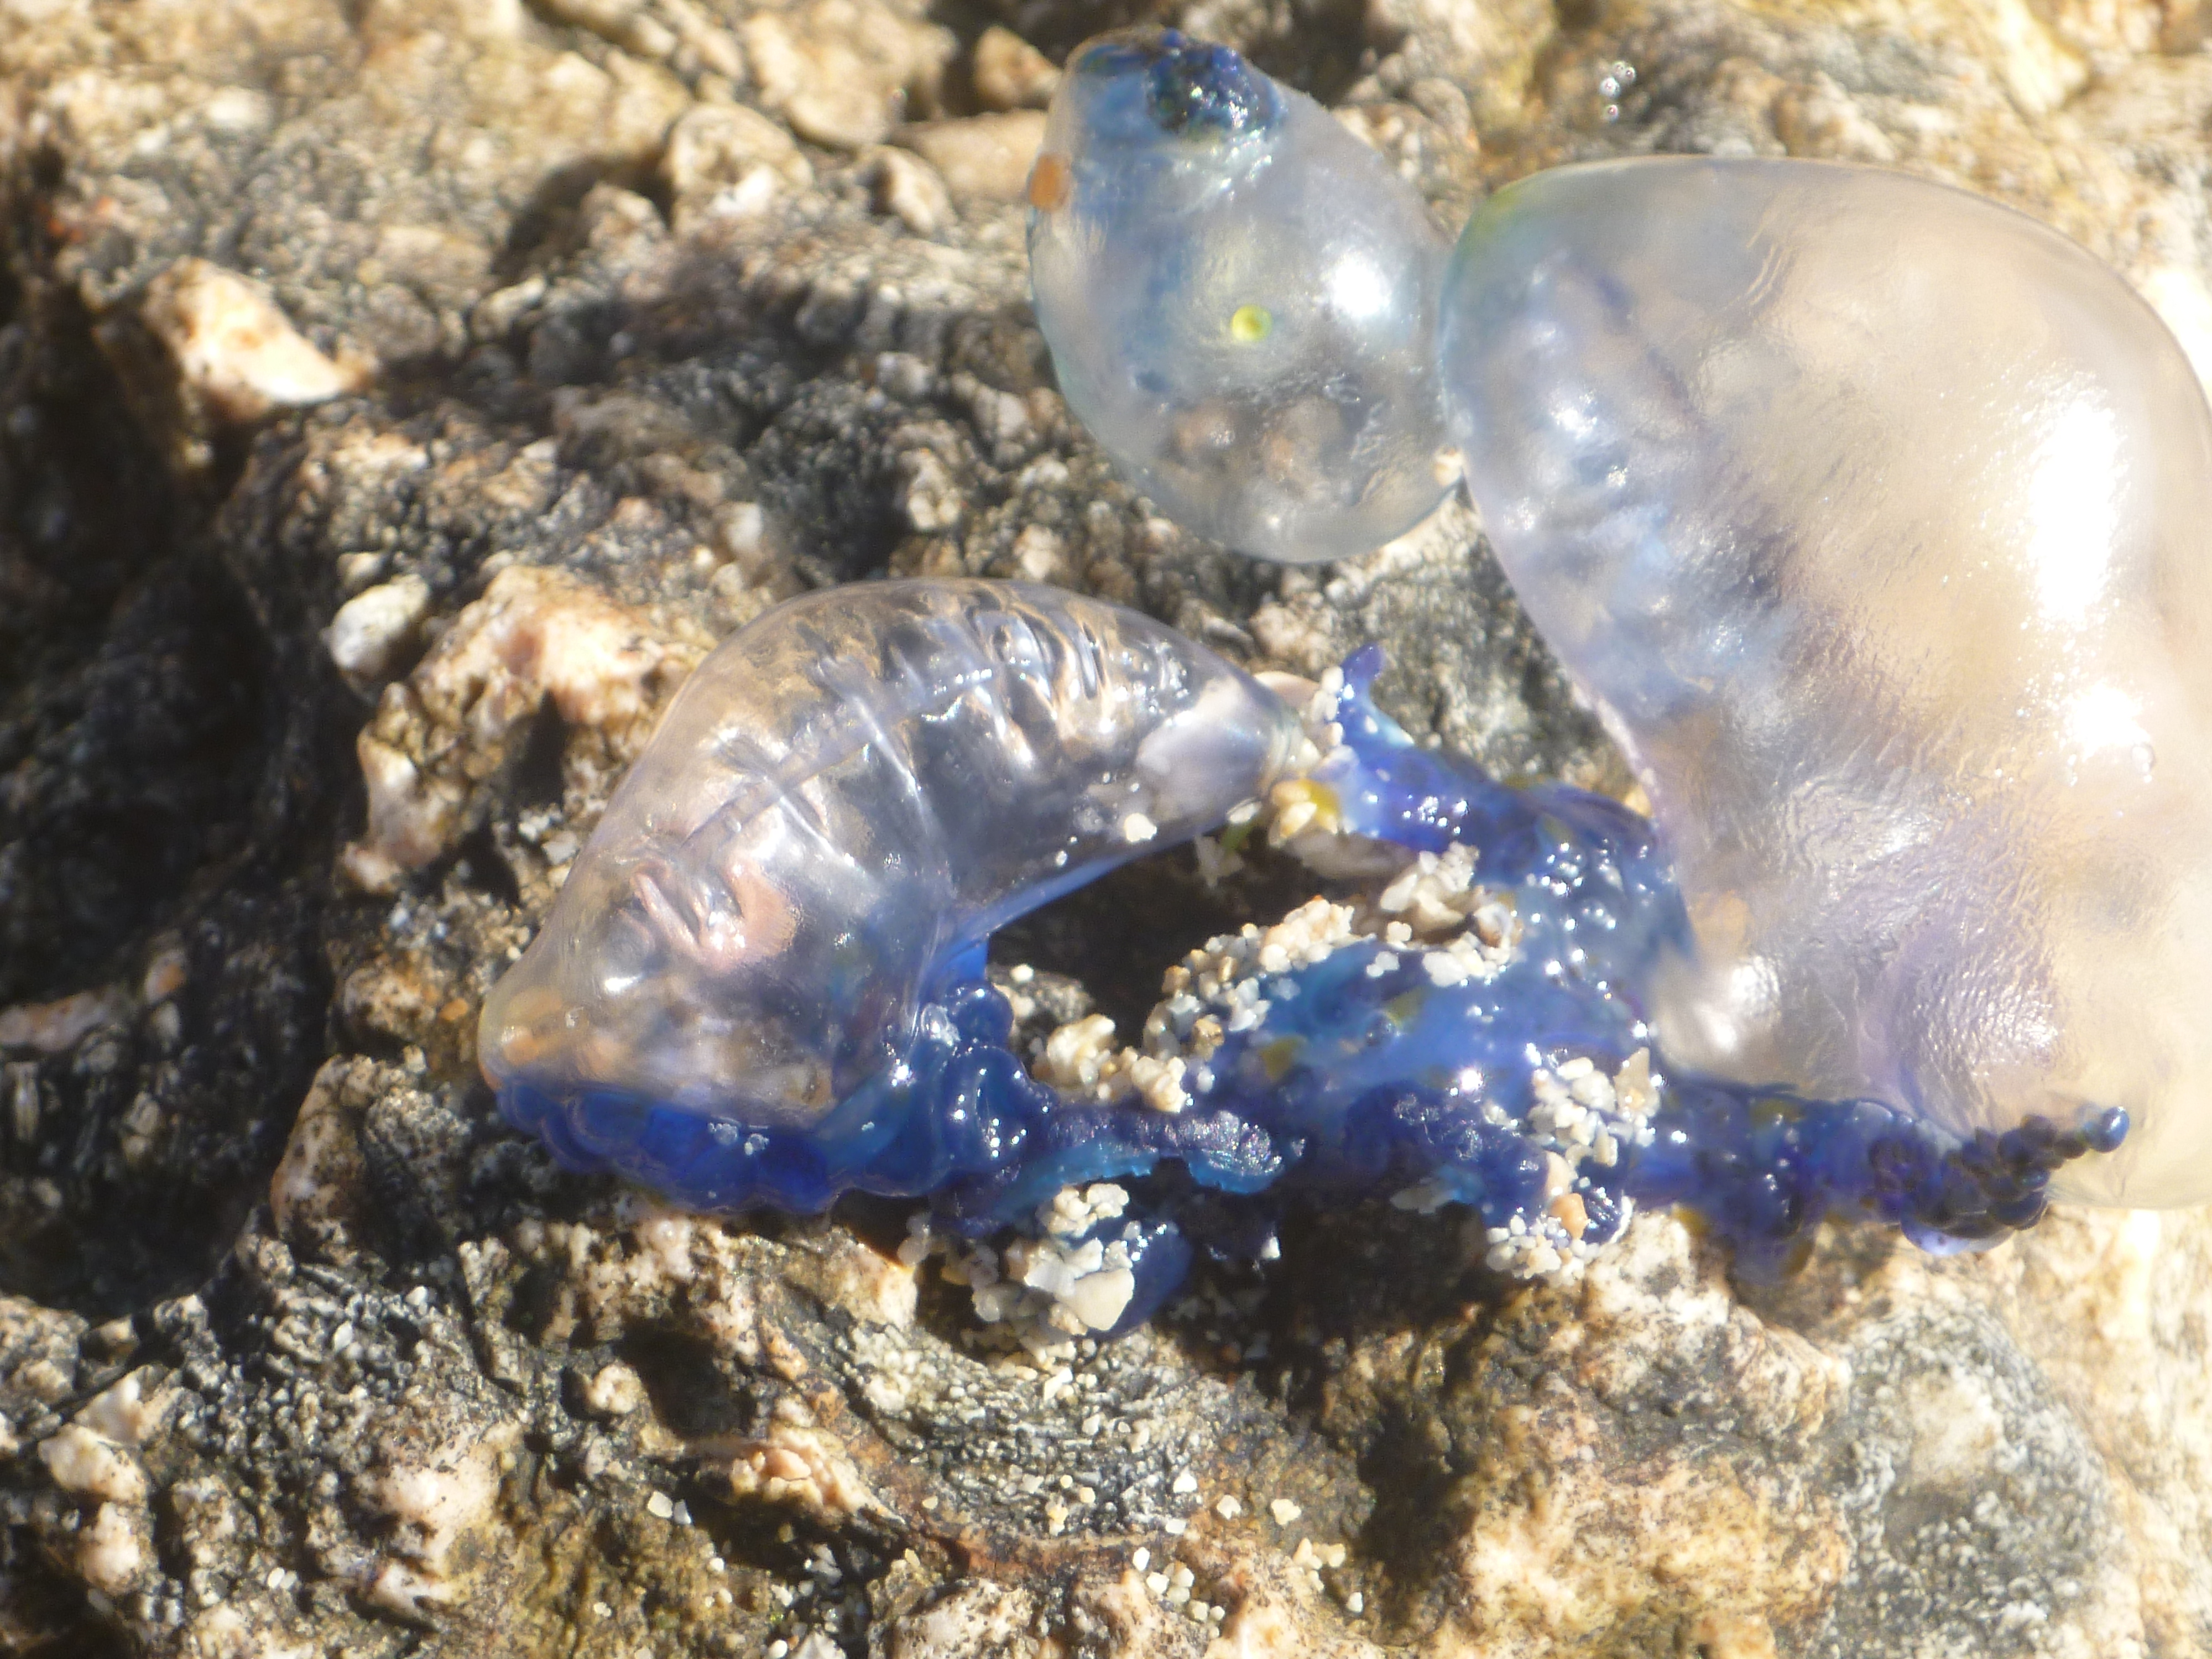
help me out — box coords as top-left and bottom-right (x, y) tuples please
(1, 0), (2208, 1653)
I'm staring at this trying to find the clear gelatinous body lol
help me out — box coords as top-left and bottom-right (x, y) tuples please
(1026, 29), (1452, 563)
(1439, 159), (2212, 1208)
(481, 580), (1306, 1137)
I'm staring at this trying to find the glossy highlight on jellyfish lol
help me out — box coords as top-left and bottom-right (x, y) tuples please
(1031, 33), (2212, 1215)
(1026, 28), (1454, 564)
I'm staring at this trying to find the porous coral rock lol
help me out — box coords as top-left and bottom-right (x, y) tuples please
(338, 564), (699, 892)
(2, 0), (2210, 1652)
(736, 0), (956, 150)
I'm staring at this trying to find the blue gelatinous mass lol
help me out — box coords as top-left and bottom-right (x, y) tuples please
(1026, 28), (1453, 563)
(480, 580), (1306, 1182)
(1438, 159), (2212, 1209)
(479, 576), (2126, 1284)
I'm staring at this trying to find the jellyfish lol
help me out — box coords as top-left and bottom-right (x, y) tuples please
(1028, 29), (2212, 1213)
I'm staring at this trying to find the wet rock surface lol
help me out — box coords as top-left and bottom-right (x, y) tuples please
(1, 0), (2208, 1653)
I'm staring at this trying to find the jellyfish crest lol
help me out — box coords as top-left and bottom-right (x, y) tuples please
(1066, 28), (1284, 147)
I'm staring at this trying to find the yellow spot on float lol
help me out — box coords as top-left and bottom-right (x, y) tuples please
(1229, 303), (1273, 343)
(1260, 1036), (1305, 1082)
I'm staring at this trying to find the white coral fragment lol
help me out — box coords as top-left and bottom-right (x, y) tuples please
(38, 1426), (148, 1504)
(139, 257), (364, 424)
(911, 1184), (1142, 1358)
(325, 575), (432, 692)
